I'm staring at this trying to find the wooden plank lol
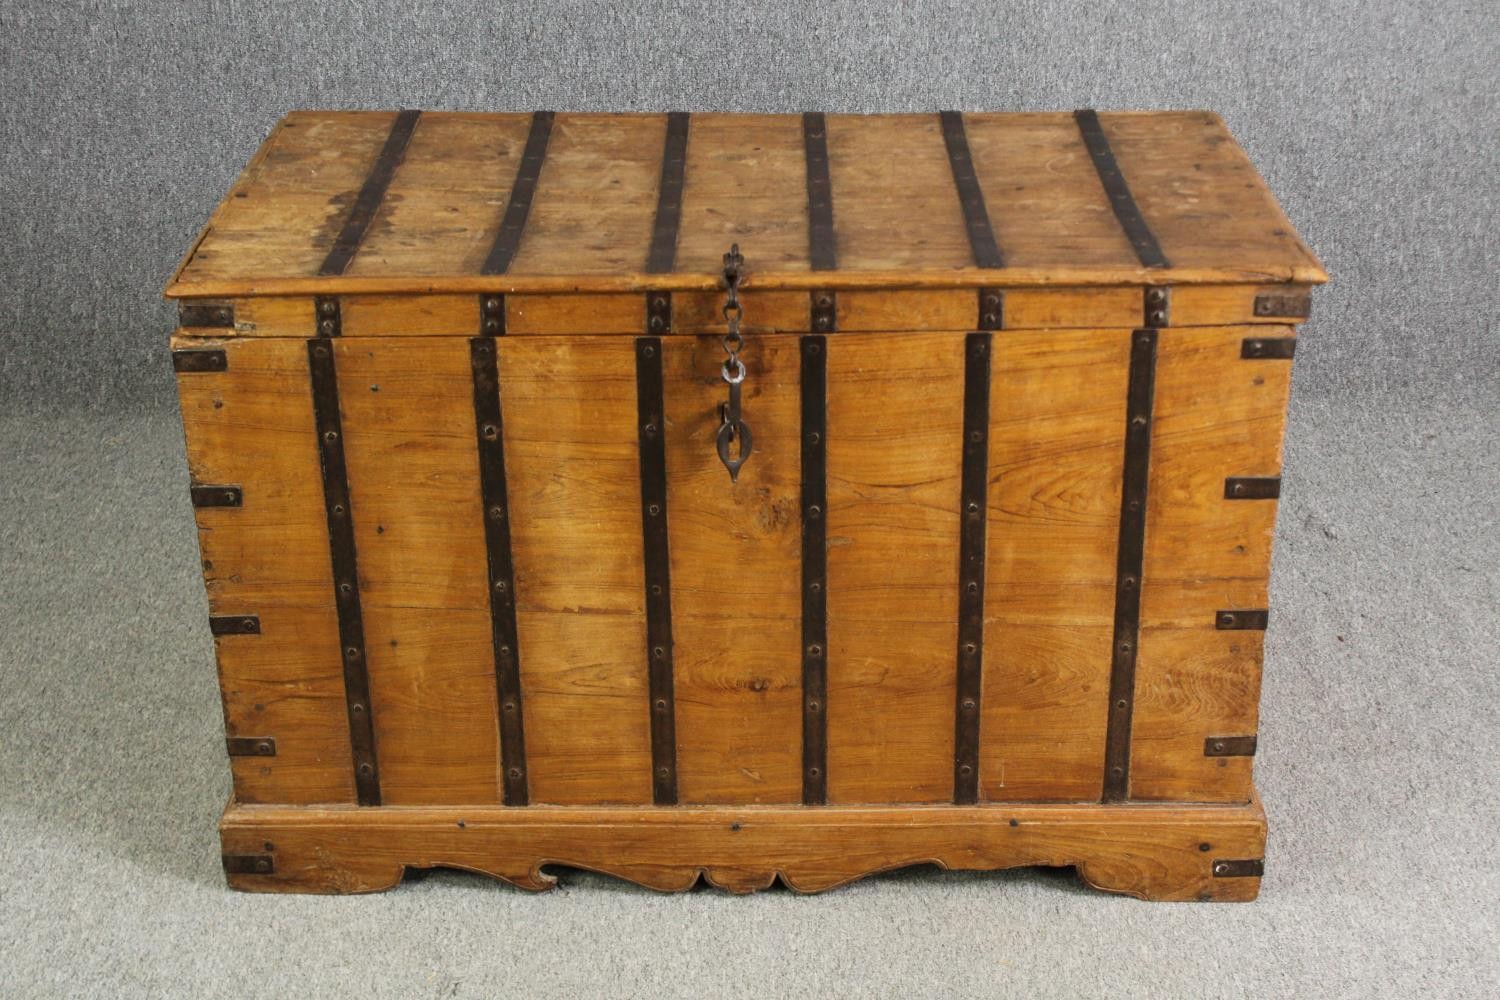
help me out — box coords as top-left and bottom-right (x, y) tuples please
(981, 328), (1128, 802)
(1132, 325), (1292, 801)
(221, 794), (1269, 901)
(174, 335), (337, 608)
(333, 337), (502, 805)
(497, 336), (652, 804)
(215, 605), (356, 805)
(660, 335), (803, 805)
(825, 332), (965, 803)
(348, 114), (536, 277)
(825, 115), (973, 273)
(510, 114), (666, 277)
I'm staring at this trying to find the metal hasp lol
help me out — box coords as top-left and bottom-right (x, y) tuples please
(1253, 292), (1312, 318)
(978, 288), (1003, 330)
(209, 615), (260, 636)
(1103, 328), (1159, 802)
(635, 337), (678, 805)
(225, 737), (277, 757)
(191, 484), (243, 508)
(940, 111), (1004, 269)
(1143, 287), (1171, 328)
(1242, 337), (1297, 359)
(222, 854), (274, 875)
(307, 339), (381, 806)
(479, 294), (505, 336)
(178, 302), (234, 328)
(1074, 109), (1170, 269)
(319, 109), (421, 276)
(811, 290), (836, 332)
(1215, 609), (1269, 630)
(1225, 477), (1281, 500)
(954, 332), (993, 804)
(715, 245), (752, 482)
(645, 112), (689, 273)
(483, 111), (554, 275)
(172, 349), (227, 373)
(470, 338), (529, 806)
(646, 292), (671, 335)
(1205, 736), (1258, 757)
(800, 334), (829, 805)
(315, 296), (341, 337)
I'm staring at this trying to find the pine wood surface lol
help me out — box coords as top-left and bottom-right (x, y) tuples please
(167, 111), (1327, 298)
(219, 793), (1267, 901)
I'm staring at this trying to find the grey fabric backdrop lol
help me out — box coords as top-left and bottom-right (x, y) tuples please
(2, 3), (1497, 999)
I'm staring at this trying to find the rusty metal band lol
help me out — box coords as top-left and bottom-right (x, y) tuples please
(645, 113), (690, 273)
(222, 854), (274, 875)
(172, 349), (226, 373)
(1225, 476), (1281, 500)
(209, 615), (260, 636)
(319, 109), (421, 276)
(226, 736), (276, 757)
(803, 112), (837, 271)
(635, 337), (678, 805)
(178, 302), (234, 328)
(306, 339), (381, 806)
(940, 112), (1004, 269)
(1215, 609), (1269, 630)
(470, 338), (528, 806)
(482, 111), (555, 275)
(1073, 109), (1169, 270)
(800, 335), (829, 805)
(1241, 336), (1297, 359)
(1103, 328), (1158, 802)
(191, 484), (242, 508)
(954, 332), (992, 803)
(1205, 735), (1258, 757)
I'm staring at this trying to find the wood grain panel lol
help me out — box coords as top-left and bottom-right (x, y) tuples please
(826, 115), (973, 273)
(1101, 112), (1324, 281)
(221, 794), (1268, 901)
(661, 336), (802, 804)
(346, 113), (534, 277)
(334, 337), (501, 804)
(981, 328), (1130, 801)
(499, 337), (652, 804)
(174, 334), (335, 608)
(676, 114), (811, 273)
(217, 605), (355, 804)
(1132, 325), (1292, 801)
(825, 332), (965, 803)
(511, 114), (666, 276)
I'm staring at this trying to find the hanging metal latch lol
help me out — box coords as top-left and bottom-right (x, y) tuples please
(716, 244), (753, 482)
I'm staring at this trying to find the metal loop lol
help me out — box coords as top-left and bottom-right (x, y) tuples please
(722, 331), (743, 354)
(721, 357), (747, 384)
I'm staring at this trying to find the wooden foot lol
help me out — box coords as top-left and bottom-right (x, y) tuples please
(220, 791), (1267, 901)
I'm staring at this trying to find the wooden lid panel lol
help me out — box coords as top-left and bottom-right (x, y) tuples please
(168, 110), (1326, 297)
(346, 113), (535, 278)
(675, 114), (811, 274)
(964, 112), (1140, 269)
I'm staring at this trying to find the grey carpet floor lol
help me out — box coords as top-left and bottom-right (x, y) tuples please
(1, 380), (1496, 999)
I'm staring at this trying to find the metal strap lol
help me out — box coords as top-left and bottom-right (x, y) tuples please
(319, 109), (421, 276)
(954, 332), (992, 803)
(803, 113), (837, 271)
(307, 339), (381, 805)
(646, 113), (690, 273)
(1073, 109), (1170, 270)
(940, 112), (1004, 269)
(1103, 328), (1158, 802)
(470, 338), (528, 805)
(483, 111), (555, 275)
(635, 338), (678, 805)
(800, 335), (829, 804)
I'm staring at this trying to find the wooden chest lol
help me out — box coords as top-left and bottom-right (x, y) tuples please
(168, 110), (1324, 900)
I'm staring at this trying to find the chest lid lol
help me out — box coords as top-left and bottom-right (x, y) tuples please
(166, 110), (1325, 312)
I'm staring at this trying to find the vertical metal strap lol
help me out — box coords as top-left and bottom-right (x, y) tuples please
(319, 109), (421, 276)
(954, 332), (992, 803)
(1073, 109), (1170, 270)
(1103, 328), (1158, 802)
(306, 339), (381, 805)
(635, 337), (677, 805)
(483, 111), (555, 275)
(939, 112), (1004, 269)
(800, 335), (829, 805)
(645, 112), (690, 273)
(469, 338), (528, 806)
(803, 112), (837, 271)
